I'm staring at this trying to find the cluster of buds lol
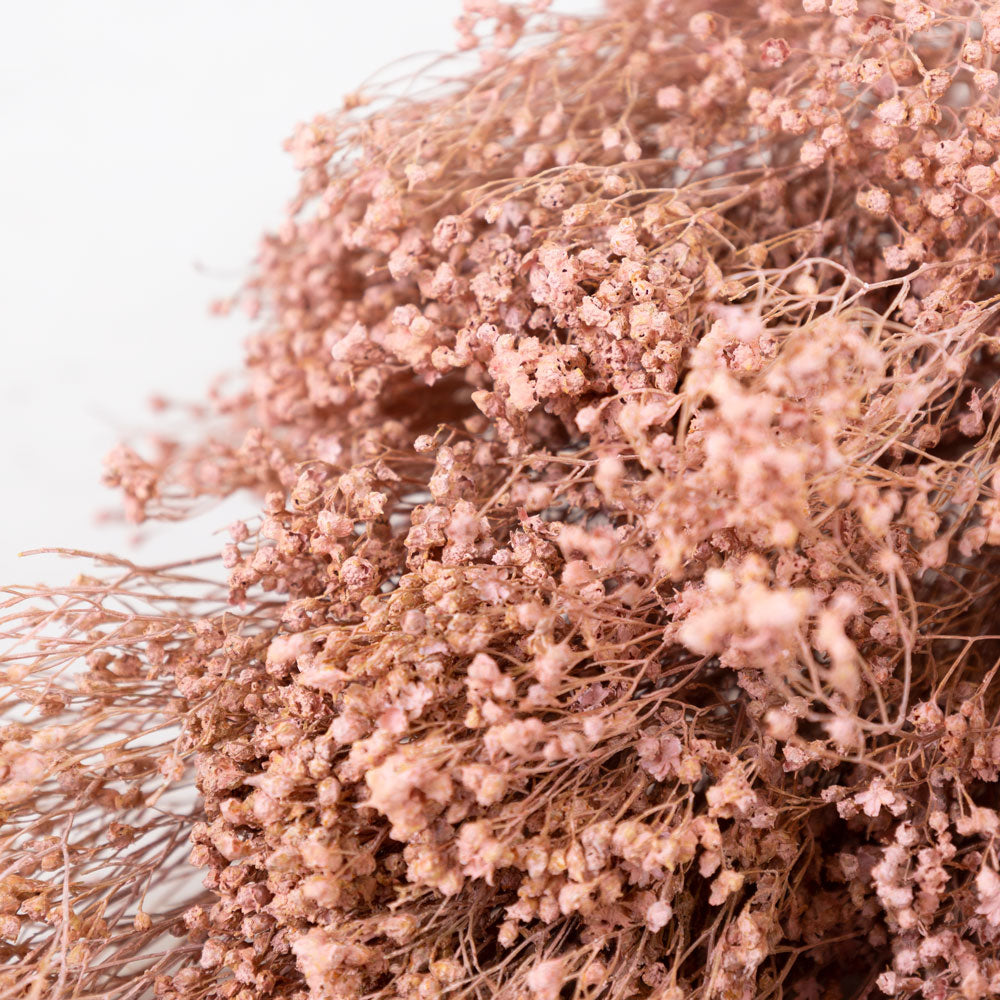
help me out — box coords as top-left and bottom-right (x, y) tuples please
(9, 2), (1000, 999)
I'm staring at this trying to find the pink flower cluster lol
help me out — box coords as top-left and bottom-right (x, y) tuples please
(8, 2), (1000, 999)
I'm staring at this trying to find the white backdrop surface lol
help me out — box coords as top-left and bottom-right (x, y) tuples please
(0, 1), (466, 585)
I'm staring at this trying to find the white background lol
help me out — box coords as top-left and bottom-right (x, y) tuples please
(0, 1), (465, 586)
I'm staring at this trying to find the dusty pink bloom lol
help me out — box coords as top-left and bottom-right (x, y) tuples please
(977, 867), (1000, 926)
(9, 3), (1000, 1000)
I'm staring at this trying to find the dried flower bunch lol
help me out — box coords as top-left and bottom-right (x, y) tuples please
(8, 0), (1000, 997)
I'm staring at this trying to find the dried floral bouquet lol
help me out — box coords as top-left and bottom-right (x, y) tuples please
(6, 2), (1000, 998)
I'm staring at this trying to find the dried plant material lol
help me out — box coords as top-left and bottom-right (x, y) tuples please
(9, 2), (1000, 998)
